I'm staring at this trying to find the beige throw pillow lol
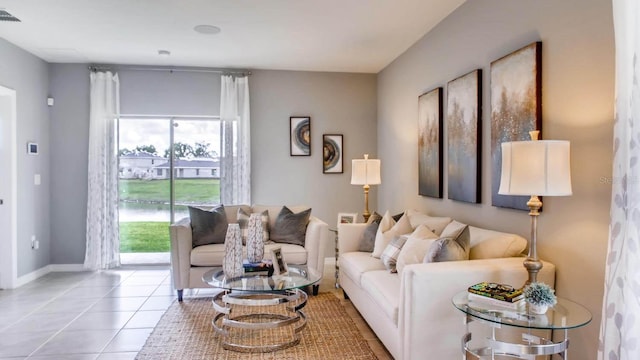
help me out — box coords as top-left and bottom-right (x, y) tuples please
(396, 224), (439, 274)
(372, 211), (412, 258)
(406, 209), (452, 235)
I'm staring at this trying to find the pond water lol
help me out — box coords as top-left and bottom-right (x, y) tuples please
(119, 202), (189, 222)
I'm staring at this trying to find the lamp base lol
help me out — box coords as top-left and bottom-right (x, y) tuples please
(523, 195), (543, 287)
(362, 185), (371, 223)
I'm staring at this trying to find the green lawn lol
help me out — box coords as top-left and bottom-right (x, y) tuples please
(120, 222), (170, 252)
(119, 179), (220, 253)
(119, 178), (220, 203)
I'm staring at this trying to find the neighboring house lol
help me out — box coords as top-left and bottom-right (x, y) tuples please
(119, 151), (167, 179)
(154, 158), (220, 179)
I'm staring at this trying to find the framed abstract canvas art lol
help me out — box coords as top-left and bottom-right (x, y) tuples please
(418, 87), (443, 198)
(490, 42), (542, 210)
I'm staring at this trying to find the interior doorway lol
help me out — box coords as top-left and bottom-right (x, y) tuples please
(0, 85), (17, 289)
(117, 116), (220, 265)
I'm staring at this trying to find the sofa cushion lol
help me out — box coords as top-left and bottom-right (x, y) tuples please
(372, 211), (412, 258)
(469, 226), (527, 259)
(358, 213), (383, 252)
(263, 243), (307, 265)
(237, 208), (269, 245)
(190, 243), (307, 266)
(361, 270), (401, 324)
(339, 252), (386, 286)
(426, 221), (470, 262)
(406, 209), (452, 235)
(270, 206), (311, 246)
(189, 205), (229, 247)
(396, 224), (439, 274)
(380, 235), (408, 273)
(191, 243), (226, 266)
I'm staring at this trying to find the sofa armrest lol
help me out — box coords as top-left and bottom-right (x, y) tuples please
(169, 217), (194, 291)
(304, 216), (329, 276)
(337, 223), (367, 254)
(399, 257), (556, 360)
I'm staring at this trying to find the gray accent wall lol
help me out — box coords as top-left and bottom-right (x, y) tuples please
(376, 0), (613, 358)
(0, 39), (51, 276)
(48, 66), (376, 264)
(49, 64), (90, 265)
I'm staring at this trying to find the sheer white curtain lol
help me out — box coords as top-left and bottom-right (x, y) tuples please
(598, 1), (640, 358)
(84, 71), (121, 270)
(220, 75), (251, 205)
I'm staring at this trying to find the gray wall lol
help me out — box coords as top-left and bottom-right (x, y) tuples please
(49, 64), (90, 265)
(377, 0), (614, 358)
(0, 39), (51, 276)
(48, 66), (376, 264)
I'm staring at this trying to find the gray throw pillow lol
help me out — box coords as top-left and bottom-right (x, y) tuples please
(189, 205), (229, 248)
(270, 206), (311, 246)
(358, 212), (383, 252)
(425, 225), (470, 262)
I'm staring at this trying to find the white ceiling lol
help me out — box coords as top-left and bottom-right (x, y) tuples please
(0, 0), (465, 73)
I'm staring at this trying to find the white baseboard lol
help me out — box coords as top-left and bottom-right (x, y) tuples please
(15, 263), (86, 287)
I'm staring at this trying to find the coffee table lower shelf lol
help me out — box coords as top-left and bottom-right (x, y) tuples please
(211, 288), (308, 353)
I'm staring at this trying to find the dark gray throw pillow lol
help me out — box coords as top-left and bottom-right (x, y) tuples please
(425, 225), (470, 262)
(270, 206), (311, 246)
(189, 205), (229, 248)
(358, 212), (383, 252)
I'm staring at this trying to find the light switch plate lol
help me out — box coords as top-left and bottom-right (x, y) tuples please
(34, 174), (41, 185)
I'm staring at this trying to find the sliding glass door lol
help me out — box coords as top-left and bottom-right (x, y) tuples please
(118, 117), (220, 260)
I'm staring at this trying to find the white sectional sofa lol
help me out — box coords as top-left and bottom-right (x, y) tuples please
(170, 204), (329, 301)
(337, 215), (556, 360)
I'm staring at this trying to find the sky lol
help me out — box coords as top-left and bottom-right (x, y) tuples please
(119, 118), (221, 156)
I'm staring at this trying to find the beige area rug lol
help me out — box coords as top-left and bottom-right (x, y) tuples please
(136, 292), (377, 359)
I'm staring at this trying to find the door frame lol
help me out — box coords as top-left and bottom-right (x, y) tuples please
(0, 85), (17, 289)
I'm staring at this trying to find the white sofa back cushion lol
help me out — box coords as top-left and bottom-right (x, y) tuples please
(468, 226), (527, 259)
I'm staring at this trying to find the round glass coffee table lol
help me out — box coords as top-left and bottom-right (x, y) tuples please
(452, 291), (592, 359)
(202, 265), (322, 353)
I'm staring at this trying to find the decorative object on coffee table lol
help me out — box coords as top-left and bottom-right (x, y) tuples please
(351, 154), (381, 222)
(523, 282), (557, 314)
(271, 246), (288, 275)
(498, 130), (572, 286)
(223, 224), (243, 278)
(246, 213), (265, 263)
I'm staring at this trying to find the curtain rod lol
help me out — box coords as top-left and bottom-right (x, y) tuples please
(88, 65), (251, 76)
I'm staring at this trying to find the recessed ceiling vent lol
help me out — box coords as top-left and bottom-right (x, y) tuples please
(0, 10), (21, 22)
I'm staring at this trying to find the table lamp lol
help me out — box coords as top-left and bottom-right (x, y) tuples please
(351, 154), (381, 222)
(498, 131), (572, 286)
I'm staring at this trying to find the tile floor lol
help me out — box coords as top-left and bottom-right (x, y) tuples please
(0, 260), (391, 360)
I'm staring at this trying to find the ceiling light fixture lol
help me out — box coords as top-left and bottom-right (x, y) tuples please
(158, 50), (171, 57)
(194, 25), (221, 35)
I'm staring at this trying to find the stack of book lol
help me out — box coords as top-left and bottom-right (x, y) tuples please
(242, 259), (274, 276)
(467, 282), (525, 310)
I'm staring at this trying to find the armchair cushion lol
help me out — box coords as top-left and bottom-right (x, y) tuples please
(270, 206), (311, 246)
(188, 205), (228, 247)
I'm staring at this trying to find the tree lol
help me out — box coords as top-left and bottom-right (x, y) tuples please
(193, 142), (214, 158)
(118, 148), (133, 156)
(135, 144), (157, 155)
(164, 142), (194, 158)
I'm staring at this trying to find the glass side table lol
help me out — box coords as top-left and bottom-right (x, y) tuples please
(329, 229), (339, 288)
(452, 291), (592, 359)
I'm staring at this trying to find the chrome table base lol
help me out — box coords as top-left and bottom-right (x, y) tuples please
(211, 288), (308, 352)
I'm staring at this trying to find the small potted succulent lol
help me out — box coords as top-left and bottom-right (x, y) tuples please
(523, 282), (557, 314)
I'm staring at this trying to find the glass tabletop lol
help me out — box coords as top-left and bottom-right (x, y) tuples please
(452, 291), (592, 330)
(203, 265), (322, 292)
